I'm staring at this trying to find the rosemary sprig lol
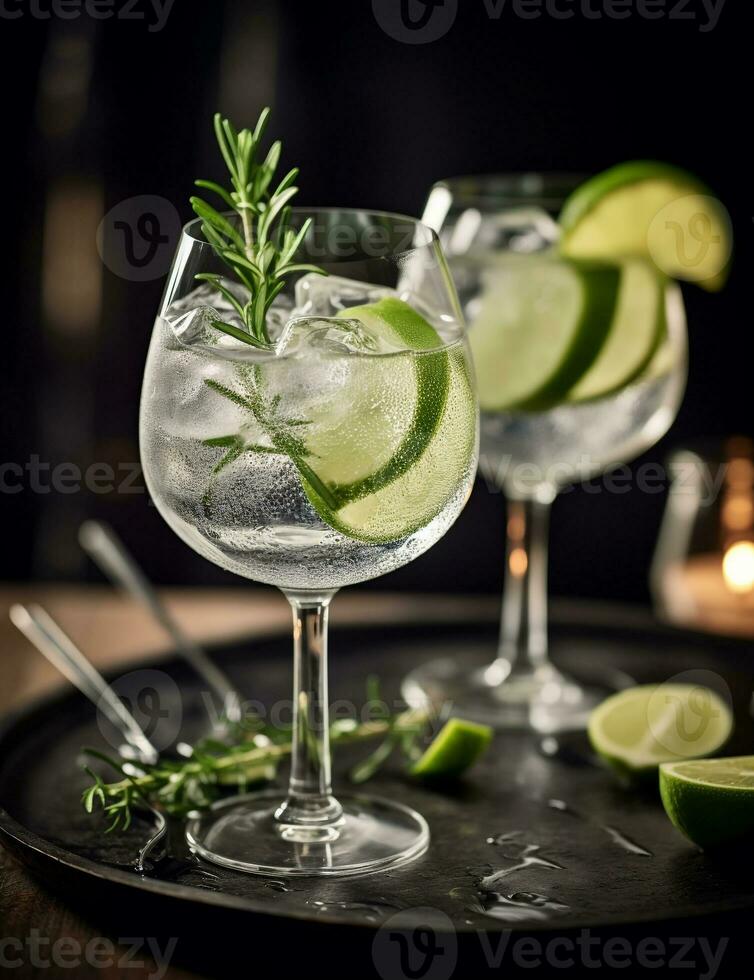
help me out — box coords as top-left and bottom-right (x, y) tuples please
(191, 109), (325, 348)
(199, 367), (339, 515)
(82, 699), (430, 830)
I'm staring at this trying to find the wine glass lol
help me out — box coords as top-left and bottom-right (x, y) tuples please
(402, 174), (687, 732)
(139, 208), (478, 876)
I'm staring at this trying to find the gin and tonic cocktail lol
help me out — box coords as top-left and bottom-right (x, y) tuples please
(403, 174), (688, 731)
(141, 207), (478, 875)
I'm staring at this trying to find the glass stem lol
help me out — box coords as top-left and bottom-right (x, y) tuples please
(275, 592), (343, 839)
(493, 497), (552, 678)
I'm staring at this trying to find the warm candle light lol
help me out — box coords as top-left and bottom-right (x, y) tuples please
(509, 547), (528, 578)
(722, 541), (754, 595)
(652, 440), (754, 637)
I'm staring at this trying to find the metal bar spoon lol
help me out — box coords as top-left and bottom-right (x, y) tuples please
(78, 520), (243, 727)
(8, 603), (181, 872)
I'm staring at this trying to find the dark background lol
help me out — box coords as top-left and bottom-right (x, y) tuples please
(1, 0), (751, 602)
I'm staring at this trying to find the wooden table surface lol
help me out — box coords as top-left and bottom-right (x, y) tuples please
(0, 584), (496, 979)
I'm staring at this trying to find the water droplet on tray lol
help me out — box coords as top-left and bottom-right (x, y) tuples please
(482, 831), (564, 888)
(476, 890), (570, 923)
(264, 879), (293, 893)
(304, 899), (402, 923)
(601, 825), (653, 856)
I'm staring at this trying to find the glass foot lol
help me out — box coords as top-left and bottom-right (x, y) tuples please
(402, 657), (613, 732)
(185, 791), (429, 878)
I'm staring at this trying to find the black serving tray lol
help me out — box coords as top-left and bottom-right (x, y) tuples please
(1, 604), (754, 960)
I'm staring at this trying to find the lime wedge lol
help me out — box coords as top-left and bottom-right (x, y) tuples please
(588, 684), (733, 779)
(660, 757), (754, 848)
(300, 299), (476, 543)
(567, 260), (666, 403)
(560, 161), (732, 292)
(469, 255), (620, 412)
(411, 718), (493, 779)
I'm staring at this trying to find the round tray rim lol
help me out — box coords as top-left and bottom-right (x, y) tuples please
(2, 610), (754, 933)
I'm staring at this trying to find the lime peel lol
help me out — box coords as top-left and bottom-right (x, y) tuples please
(411, 717), (493, 779)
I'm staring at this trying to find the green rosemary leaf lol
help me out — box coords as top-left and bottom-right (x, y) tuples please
(264, 279), (287, 311)
(208, 320), (264, 348)
(273, 167), (300, 197)
(204, 378), (251, 408)
(254, 140), (282, 197)
(278, 219), (312, 265)
(201, 221), (230, 251)
(350, 735), (399, 785)
(194, 179), (235, 210)
(212, 446), (243, 476)
(258, 185), (299, 242)
(202, 435), (240, 448)
(278, 263), (327, 277)
(218, 250), (264, 284)
(293, 457), (340, 512)
(189, 198), (245, 251)
(194, 274), (247, 319)
(252, 106), (270, 144)
(213, 112), (237, 177)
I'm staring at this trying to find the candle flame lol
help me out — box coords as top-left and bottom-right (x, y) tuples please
(722, 541), (754, 595)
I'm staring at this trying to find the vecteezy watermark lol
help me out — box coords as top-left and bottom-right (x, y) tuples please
(0, 456), (144, 496)
(647, 193), (733, 285)
(0, 0), (176, 32)
(647, 669), (732, 757)
(97, 678), (451, 761)
(199, 689), (452, 737)
(96, 668), (182, 756)
(477, 930), (729, 975)
(477, 454), (731, 504)
(373, 908), (458, 980)
(269, 212), (422, 261)
(0, 454), (735, 505)
(373, 910), (730, 979)
(97, 202), (425, 280)
(372, 0), (728, 42)
(372, 0), (459, 44)
(0, 932), (177, 979)
(98, 195), (181, 282)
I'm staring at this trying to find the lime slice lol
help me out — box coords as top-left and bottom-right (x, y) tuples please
(660, 757), (754, 849)
(411, 718), (493, 779)
(299, 299), (476, 543)
(560, 161), (732, 292)
(588, 684), (733, 779)
(321, 298), (450, 502)
(469, 256), (620, 412)
(567, 260), (666, 403)
(296, 299), (449, 500)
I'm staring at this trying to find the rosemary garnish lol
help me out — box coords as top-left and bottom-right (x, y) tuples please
(82, 696), (430, 831)
(200, 365), (339, 516)
(191, 109), (325, 348)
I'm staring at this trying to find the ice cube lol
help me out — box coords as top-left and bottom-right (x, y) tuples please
(162, 280), (293, 354)
(165, 305), (227, 349)
(265, 294), (295, 344)
(163, 280), (246, 348)
(445, 206), (560, 256)
(283, 317), (400, 356)
(294, 273), (396, 318)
